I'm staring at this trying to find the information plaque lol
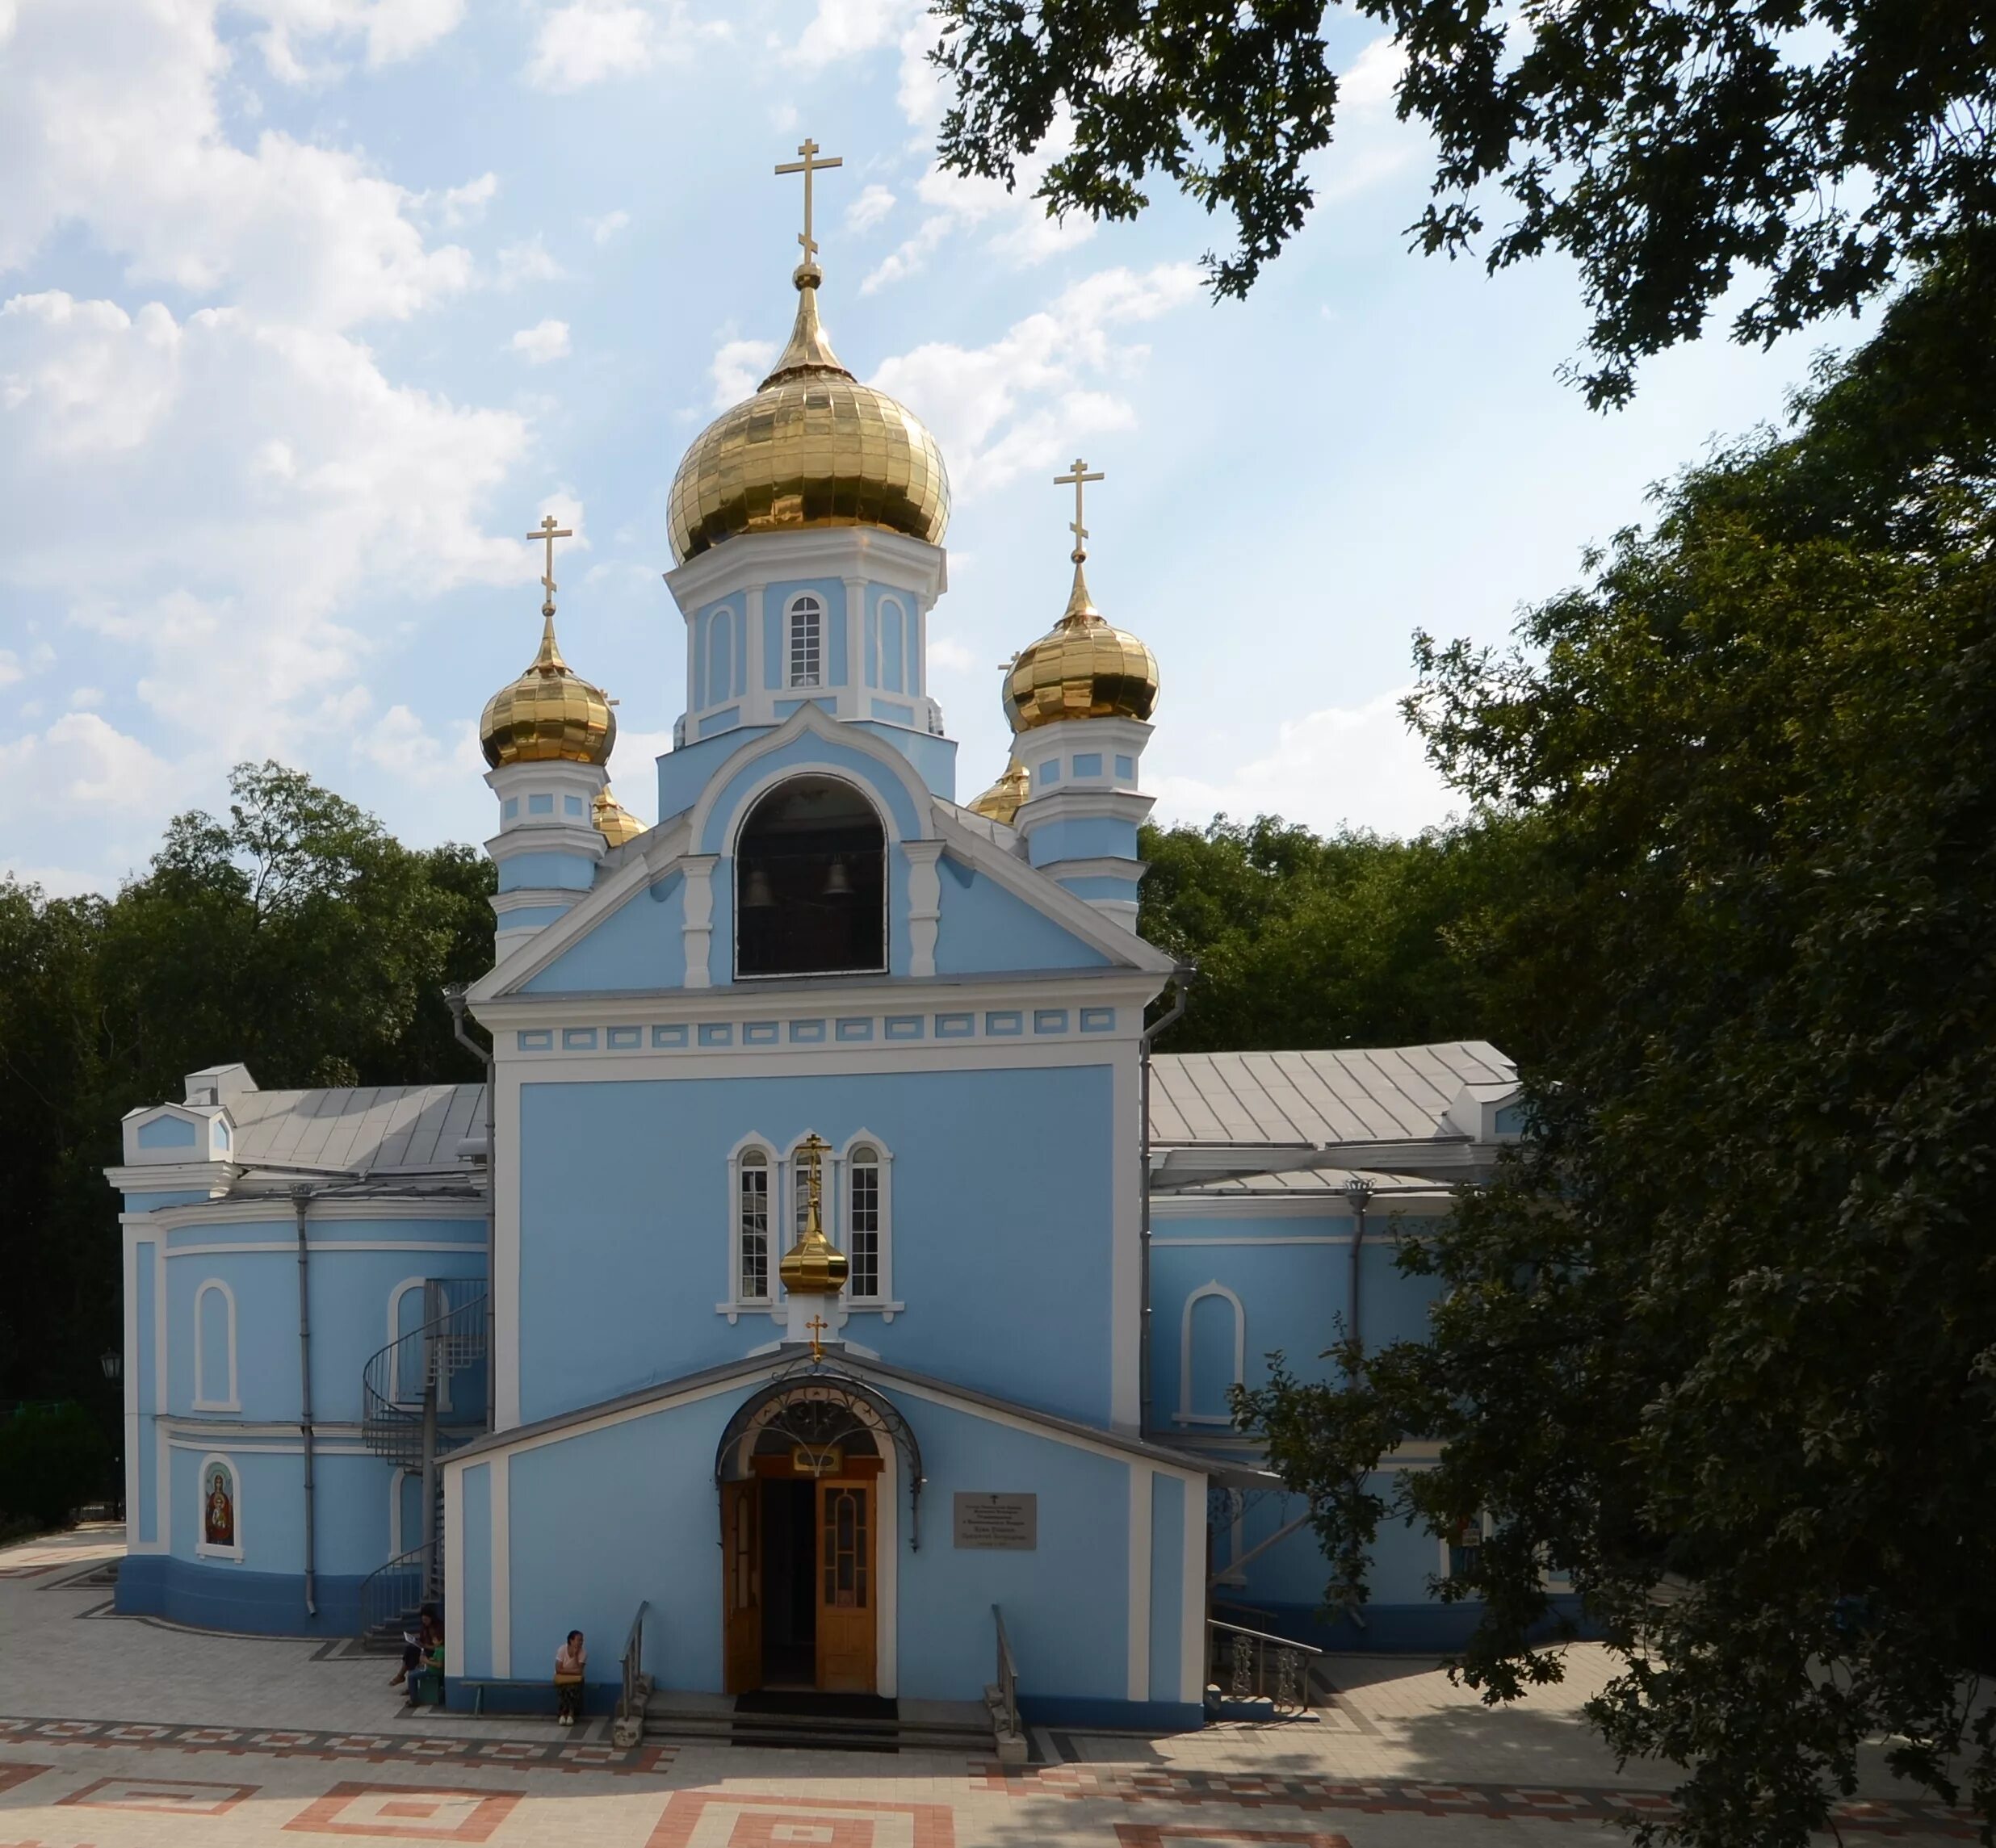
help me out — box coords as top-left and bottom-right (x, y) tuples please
(952, 1491), (1038, 1550)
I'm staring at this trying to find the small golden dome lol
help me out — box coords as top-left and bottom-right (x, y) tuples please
(667, 265), (950, 565)
(593, 786), (645, 847)
(479, 613), (616, 769)
(967, 758), (1031, 826)
(1002, 561), (1159, 733)
(778, 1134), (849, 1297)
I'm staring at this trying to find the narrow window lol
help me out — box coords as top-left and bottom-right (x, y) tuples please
(788, 595), (823, 688)
(739, 1151), (770, 1302)
(848, 1146), (880, 1298)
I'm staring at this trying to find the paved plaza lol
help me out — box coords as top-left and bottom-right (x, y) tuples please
(0, 1527), (1977, 1845)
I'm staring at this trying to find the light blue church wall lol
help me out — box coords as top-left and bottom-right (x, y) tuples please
(1148, 1216), (1445, 1425)
(137, 1116), (199, 1149)
(134, 1237), (158, 1546)
(933, 857), (1112, 975)
(523, 876), (687, 992)
(157, 1224), (484, 1423)
(515, 1066), (1116, 1427)
(696, 731), (926, 856)
(447, 1378), (1202, 1724)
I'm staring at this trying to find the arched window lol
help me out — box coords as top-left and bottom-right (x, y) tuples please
(708, 607), (733, 706)
(197, 1453), (242, 1560)
(1178, 1283), (1246, 1426)
(738, 1149), (772, 1305)
(193, 1280), (237, 1411)
(787, 594), (823, 688)
(735, 777), (887, 978)
(846, 1141), (886, 1301)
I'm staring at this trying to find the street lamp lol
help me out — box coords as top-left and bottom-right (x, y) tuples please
(99, 1350), (122, 1382)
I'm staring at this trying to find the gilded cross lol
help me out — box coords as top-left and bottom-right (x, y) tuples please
(526, 513), (573, 614)
(774, 138), (843, 267)
(805, 1313), (828, 1363)
(1055, 457), (1104, 558)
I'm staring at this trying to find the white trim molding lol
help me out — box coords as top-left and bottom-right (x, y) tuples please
(1176, 1281), (1246, 1427)
(191, 1278), (240, 1412)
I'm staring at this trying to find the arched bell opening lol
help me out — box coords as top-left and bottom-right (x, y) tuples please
(733, 776), (887, 979)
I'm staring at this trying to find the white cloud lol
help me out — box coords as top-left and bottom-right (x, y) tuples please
(783, 0), (920, 69)
(523, 0), (722, 89)
(870, 262), (1202, 499)
(352, 702), (459, 784)
(709, 337), (776, 409)
(0, 652), (24, 688)
(845, 184), (897, 233)
(0, 0), (472, 332)
(494, 237), (565, 289)
(67, 685), (104, 708)
(1151, 689), (1461, 840)
(585, 209), (631, 245)
(510, 318), (572, 362)
(926, 635), (976, 676)
(237, 0), (467, 81)
(431, 172), (499, 230)
(0, 710), (173, 810)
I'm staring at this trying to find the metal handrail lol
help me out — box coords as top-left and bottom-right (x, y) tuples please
(992, 1604), (1020, 1741)
(360, 1283), (489, 1469)
(1205, 1616), (1322, 1713)
(617, 1600), (652, 1737)
(359, 1543), (428, 1644)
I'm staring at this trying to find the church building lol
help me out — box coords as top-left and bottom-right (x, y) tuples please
(108, 143), (1524, 1731)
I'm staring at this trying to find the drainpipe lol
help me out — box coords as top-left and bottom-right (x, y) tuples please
(445, 984), (495, 1431)
(1341, 1175), (1373, 1368)
(291, 1184), (318, 1620)
(1138, 965), (1197, 1437)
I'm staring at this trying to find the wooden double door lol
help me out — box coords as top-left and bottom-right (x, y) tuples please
(723, 1458), (878, 1695)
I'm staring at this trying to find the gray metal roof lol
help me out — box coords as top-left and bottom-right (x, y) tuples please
(1159, 1163), (1448, 1197)
(1147, 1042), (1514, 1148)
(227, 1084), (485, 1175)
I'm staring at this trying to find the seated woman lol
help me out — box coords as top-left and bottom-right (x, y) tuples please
(553, 1630), (586, 1727)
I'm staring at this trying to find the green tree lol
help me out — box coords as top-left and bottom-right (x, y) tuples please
(1235, 254), (1996, 1842)
(0, 765), (494, 1450)
(930, 0), (1996, 404)
(1138, 814), (1528, 1052)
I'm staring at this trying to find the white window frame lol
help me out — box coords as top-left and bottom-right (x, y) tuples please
(1439, 1511), (1495, 1582)
(191, 1279), (239, 1412)
(786, 593), (824, 689)
(1176, 1280), (1246, 1426)
(195, 1452), (244, 1561)
(838, 1130), (901, 1316)
(719, 1138), (777, 1321)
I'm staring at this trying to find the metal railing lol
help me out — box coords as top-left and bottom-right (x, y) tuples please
(1205, 1617), (1322, 1714)
(992, 1604), (1020, 1740)
(358, 1544), (428, 1647)
(615, 1601), (652, 1744)
(360, 1280), (489, 1469)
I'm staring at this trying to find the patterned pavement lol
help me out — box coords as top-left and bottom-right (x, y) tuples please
(0, 1527), (1983, 1846)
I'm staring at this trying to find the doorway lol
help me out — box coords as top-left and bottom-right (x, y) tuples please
(721, 1433), (881, 1695)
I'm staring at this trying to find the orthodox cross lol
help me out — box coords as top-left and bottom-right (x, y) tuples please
(774, 138), (842, 268)
(526, 513), (572, 616)
(1055, 457), (1104, 560)
(806, 1314), (828, 1363)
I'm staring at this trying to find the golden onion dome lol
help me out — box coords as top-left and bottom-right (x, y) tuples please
(667, 262), (950, 564)
(479, 613), (616, 769)
(778, 1134), (849, 1297)
(593, 785), (645, 847)
(1002, 559), (1159, 733)
(967, 757), (1031, 826)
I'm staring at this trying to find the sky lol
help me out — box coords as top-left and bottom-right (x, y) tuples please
(0, 0), (1865, 897)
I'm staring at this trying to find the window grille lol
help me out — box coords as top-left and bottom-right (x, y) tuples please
(848, 1148), (880, 1298)
(739, 1153), (770, 1301)
(789, 596), (823, 687)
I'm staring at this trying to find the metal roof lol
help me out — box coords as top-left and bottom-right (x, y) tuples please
(1147, 1042), (1514, 1149)
(226, 1084), (485, 1175)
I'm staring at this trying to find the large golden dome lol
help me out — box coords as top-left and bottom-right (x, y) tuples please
(1003, 562), (1159, 733)
(479, 614), (616, 769)
(667, 265), (950, 565)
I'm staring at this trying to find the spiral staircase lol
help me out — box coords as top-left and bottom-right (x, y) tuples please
(355, 1278), (489, 1649)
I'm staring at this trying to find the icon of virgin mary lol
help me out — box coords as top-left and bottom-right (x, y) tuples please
(203, 1465), (235, 1548)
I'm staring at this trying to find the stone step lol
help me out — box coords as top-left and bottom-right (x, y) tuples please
(640, 1696), (996, 1755)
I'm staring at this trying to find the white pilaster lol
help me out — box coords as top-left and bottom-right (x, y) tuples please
(903, 839), (942, 978)
(681, 855), (719, 987)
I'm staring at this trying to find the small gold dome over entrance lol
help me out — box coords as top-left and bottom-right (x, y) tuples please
(667, 271), (950, 565)
(593, 785), (644, 846)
